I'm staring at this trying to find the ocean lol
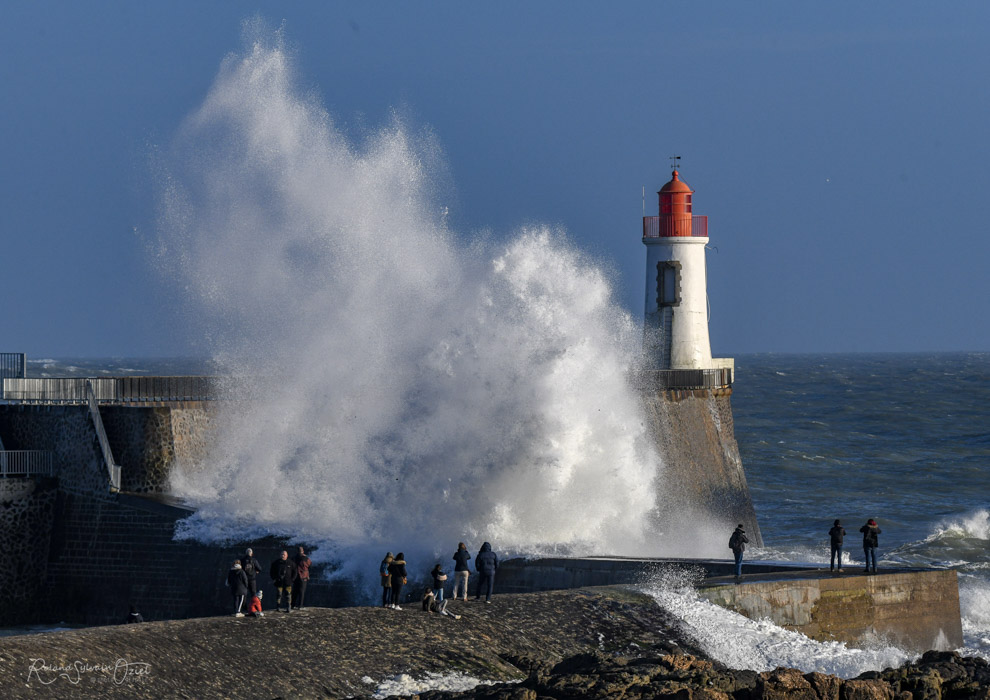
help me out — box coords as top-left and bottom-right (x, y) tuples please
(24, 352), (990, 676)
(650, 351), (990, 674)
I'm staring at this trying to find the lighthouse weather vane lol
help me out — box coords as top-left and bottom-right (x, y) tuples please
(669, 155), (681, 172)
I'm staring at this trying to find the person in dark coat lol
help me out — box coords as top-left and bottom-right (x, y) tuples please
(124, 604), (144, 624)
(269, 550), (297, 613)
(240, 547), (262, 597)
(227, 560), (248, 617)
(430, 563), (448, 601)
(388, 553), (407, 610)
(292, 546), (311, 609)
(380, 552), (394, 608)
(859, 519), (881, 574)
(474, 542), (498, 603)
(828, 519), (846, 572)
(729, 524), (748, 580)
(452, 543), (471, 601)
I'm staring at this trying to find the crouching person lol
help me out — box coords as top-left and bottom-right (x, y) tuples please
(246, 590), (264, 617)
(421, 588), (461, 620)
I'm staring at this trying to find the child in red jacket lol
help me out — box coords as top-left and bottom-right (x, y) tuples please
(246, 590), (264, 617)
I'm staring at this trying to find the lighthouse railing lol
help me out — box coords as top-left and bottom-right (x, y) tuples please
(642, 215), (708, 238)
(638, 368), (733, 390)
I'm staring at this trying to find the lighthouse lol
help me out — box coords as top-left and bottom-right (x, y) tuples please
(642, 169), (729, 375)
(639, 166), (757, 544)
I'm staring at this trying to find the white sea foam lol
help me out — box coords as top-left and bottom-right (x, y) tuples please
(642, 567), (913, 678)
(157, 25), (706, 575)
(364, 671), (499, 698)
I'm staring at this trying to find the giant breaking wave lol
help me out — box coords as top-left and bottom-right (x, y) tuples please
(155, 27), (691, 567)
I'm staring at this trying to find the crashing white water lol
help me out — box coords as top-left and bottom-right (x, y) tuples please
(642, 567), (913, 679)
(158, 27), (672, 566)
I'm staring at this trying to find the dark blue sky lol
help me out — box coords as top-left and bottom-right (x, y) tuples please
(3, 2), (989, 357)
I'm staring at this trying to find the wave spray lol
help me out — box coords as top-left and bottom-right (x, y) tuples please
(157, 28), (671, 569)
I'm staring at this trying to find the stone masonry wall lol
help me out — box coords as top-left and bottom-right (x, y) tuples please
(39, 489), (350, 626)
(0, 405), (108, 496)
(643, 391), (763, 545)
(168, 404), (216, 476)
(0, 478), (57, 625)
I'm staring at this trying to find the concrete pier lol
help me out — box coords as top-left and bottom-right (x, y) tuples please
(495, 557), (964, 654)
(697, 568), (963, 654)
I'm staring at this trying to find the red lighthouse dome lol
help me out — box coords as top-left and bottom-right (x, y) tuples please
(657, 170), (694, 237)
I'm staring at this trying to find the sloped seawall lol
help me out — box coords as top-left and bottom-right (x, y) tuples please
(643, 390), (763, 545)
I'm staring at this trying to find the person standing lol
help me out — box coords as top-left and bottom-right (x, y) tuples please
(269, 550), (297, 613)
(430, 563), (448, 602)
(860, 519), (881, 574)
(380, 552), (394, 607)
(241, 547), (262, 598)
(292, 546), (311, 609)
(474, 542), (498, 603)
(227, 560), (248, 617)
(388, 552), (407, 610)
(829, 519), (846, 572)
(452, 543), (471, 601)
(729, 524), (748, 580)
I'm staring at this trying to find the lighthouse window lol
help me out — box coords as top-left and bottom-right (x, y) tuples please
(656, 261), (680, 307)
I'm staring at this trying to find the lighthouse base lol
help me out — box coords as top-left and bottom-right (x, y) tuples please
(643, 389), (764, 546)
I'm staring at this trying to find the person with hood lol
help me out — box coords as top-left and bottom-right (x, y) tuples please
(388, 552), (407, 610)
(430, 563), (448, 602)
(729, 524), (748, 580)
(269, 550), (297, 613)
(380, 552), (394, 608)
(860, 519), (882, 573)
(452, 542), (471, 601)
(124, 605), (144, 624)
(292, 546), (311, 610)
(829, 519), (847, 572)
(474, 542), (498, 603)
(240, 547), (262, 598)
(246, 589), (264, 617)
(226, 560), (248, 617)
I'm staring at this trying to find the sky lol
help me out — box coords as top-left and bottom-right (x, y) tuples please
(2, 2), (989, 357)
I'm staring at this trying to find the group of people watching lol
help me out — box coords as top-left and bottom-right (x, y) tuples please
(829, 519), (882, 573)
(379, 541), (499, 612)
(226, 546), (312, 617)
(730, 519), (884, 580)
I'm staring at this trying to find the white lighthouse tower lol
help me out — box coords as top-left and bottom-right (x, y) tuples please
(642, 168), (732, 377)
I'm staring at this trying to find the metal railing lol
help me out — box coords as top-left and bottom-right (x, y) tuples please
(2, 376), (220, 404)
(640, 368), (733, 390)
(86, 380), (121, 491)
(0, 353), (27, 379)
(0, 450), (54, 477)
(642, 215), (708, 239)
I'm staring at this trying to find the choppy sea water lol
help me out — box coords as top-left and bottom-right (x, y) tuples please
(683, 352), (990, 672)
(19, 353), (990, 676)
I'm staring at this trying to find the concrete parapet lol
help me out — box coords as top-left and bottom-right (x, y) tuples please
(496, 557), (963, 654)
(697, 569), (964, 654)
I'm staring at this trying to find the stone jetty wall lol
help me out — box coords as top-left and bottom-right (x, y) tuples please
(0, 477), (57, 625)
(697, 569), (965, 654)
(643, 390), (763, 545)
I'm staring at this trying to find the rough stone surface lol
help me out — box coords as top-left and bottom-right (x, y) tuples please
(1, 589), (985, 699)
(642, 391), (762, 545)
(0, 477), (57, 624)
(0, 405), (108, 495)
